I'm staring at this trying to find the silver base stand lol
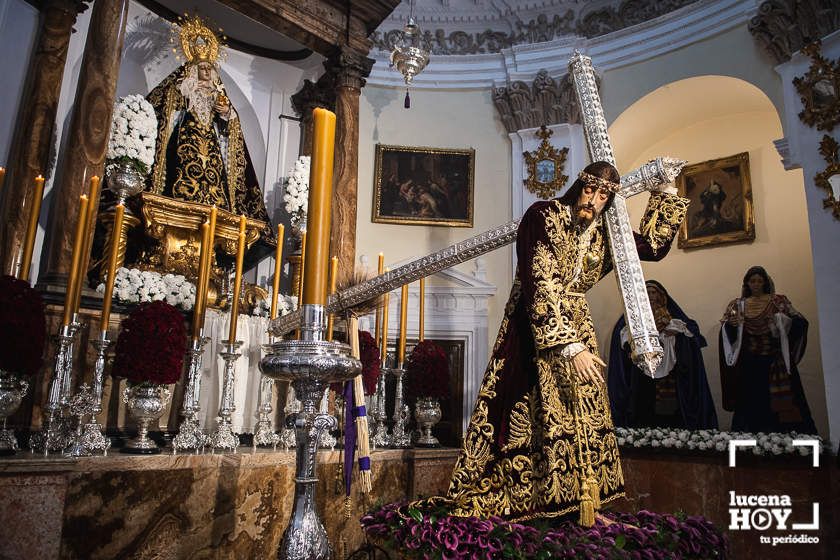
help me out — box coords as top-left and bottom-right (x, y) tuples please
(173, 337), (210, 453)
(208, 341), (243, 452)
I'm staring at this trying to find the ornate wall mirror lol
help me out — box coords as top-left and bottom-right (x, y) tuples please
(815, 134), (840, 220)
(523, 125), (569, 199)
(793, 41), (840, 131)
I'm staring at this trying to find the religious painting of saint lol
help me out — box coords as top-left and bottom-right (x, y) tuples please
(676, 151), (755, 249)
(372, 144), (474, 227)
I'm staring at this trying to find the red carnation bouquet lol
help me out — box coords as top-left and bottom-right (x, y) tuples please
(358, 330), (381, 396)
(112, 301), (187, 386)
(0, 275), (46, 376)
(405, 340), (450, 402)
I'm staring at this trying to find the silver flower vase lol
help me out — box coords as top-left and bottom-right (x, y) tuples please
(121, 385), (171, 454)
(106, 160), (145, 204)
(414, 397), (442, 448)
(0, 371), (29, 455)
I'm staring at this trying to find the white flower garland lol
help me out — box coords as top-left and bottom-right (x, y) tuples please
(282, 155), (310, 228)
(615, 427), (825, 457)
(106, 94), (157, 175)
(96, 268), (196, 311)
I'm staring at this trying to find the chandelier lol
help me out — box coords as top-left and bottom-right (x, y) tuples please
(389, 0), (430, 108)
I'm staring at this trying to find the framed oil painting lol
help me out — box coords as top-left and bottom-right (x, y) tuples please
(676, 152), (755, 249)
(372, 144), (475, 227)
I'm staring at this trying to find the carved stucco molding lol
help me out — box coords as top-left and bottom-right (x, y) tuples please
(492, 70), (599, 133)
(371, 1), (699, 55)
(748, 0), (840, 65)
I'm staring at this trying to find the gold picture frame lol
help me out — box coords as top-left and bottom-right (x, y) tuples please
(793, 41), (840, 132)
(815, 134), (840, 220)
(372, 144), (475, 227)
(523, 125), (569, 199)
(676, 152), (755, 249)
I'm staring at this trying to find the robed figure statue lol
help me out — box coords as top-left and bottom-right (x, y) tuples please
(607, 280), (718, 430)
(719, 266), (816, 433)
(145, 17), (273, 249)
(421, 162), (689, 525)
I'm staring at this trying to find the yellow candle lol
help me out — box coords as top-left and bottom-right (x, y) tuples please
(374, 253), (384, 345)
(380, 290), (390, 367)
(72, 176), (101, 313)
(419, 277), (425, 342)
(99, 203), (125, 333)
(19, 175), (46, 283)
(228, 215), (247, 344)
(62, 195), (89, 326)
(0, 167), (5, 191)
(326, 256), (338, 341)
(301, 108), (336, 306)
(398, 284), (408, 365)
(270, 224), (285, 320)
(201, 205), (218, 318)
(191, 222), (210, 340)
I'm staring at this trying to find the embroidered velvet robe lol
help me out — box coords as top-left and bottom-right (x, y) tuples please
(445, 192), (688, 522)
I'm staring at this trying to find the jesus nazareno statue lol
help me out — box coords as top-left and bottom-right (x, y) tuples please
(422, 161), (688, 526)
(144, 16), (273, 250)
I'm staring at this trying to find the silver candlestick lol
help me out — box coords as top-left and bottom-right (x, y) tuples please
(387, 367), (412, 448)
(173, 336), (210, 452)
(253, 374), (280, 448)
(30, 317), (81, 454)
(65, 384), (110, 457)
(208, 340), (242, 452)
(370, 370), (389, 449)
(317, 386), (337, 449)
(260, 304), (361, 560)
(80, 332), (111, 452)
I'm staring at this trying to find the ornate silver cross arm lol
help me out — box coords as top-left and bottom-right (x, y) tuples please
(569, 51), (667, 376)
(268, 158), (683, 339)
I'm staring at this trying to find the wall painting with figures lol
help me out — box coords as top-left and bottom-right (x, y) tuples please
(677, 151), (755, 249)
(372, 144), (475, 227)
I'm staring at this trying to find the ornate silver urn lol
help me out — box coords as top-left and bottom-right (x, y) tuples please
(260, 304), (360, 560)
(414, 397), (442, 448)
(121, 384), (170, 454)
(106, 161), (146, 204)
(0, 371), (29, 454)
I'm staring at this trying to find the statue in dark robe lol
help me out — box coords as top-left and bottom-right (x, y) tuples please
(607, 280), (718, 430)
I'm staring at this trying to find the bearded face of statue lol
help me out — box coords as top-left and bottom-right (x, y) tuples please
(575, 183), (610, 227)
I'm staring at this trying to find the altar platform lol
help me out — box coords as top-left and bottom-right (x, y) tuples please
(0, 446), (836, 559)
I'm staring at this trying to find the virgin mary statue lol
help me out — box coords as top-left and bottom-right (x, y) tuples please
(145, 17), (273, 248)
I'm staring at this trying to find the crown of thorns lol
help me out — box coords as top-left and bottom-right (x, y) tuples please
(578, 171), (620, 193)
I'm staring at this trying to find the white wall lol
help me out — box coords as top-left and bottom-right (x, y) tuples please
(357, 86), (513, 349)
(0, 0), (38, 166)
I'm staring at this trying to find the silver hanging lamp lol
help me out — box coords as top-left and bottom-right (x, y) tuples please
(389, 0), (430, 108)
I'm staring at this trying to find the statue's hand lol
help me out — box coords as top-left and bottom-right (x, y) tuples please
(570, 349), (606, 385)
(214, 102), (231, 118)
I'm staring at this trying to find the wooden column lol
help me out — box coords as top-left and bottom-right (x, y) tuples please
(0, 0), (88, 277)
(39, 0), (129, 287)
(323, 48), (373, 285)
(290, 72), (336, 157)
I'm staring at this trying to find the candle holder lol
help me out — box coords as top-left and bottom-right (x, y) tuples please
(278, 384), (300, 450)
(173, 336), (210, 453)
(370, 372), (390, 449)
(79, 332), (112, 452)
(208, 340), (243, 452)
(65, 384), (110, 457)
(0, 372), (29, 455)
(253, 374), (280, 448)
(30, 318), (82, 454)
(386, 367), (412, 449)
(260, 304), (361, 560)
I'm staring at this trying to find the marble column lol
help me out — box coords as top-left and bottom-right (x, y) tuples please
(290, 72), (336, 157)
(0, 0), (88, 277)
(39, 0), (129, 287)
(323, 49), (373, 285)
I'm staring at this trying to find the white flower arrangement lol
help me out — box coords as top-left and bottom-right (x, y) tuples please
(252, 291), (297, 318)
(96, 268), (196, 311)
(282, 155), (310, 228)
(106, 94), (157, 176)
(614, 427), (825, 457)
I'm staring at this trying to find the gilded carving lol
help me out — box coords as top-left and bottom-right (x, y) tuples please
(814, 134), (840, 220)
(793, 41), (840, 132)
(523, 125), (569, 199)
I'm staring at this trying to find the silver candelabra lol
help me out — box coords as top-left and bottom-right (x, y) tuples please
(173, 336), (210, 453)
(253, 374), (280, 448)
(386, 367), (411, 449)
(260, 304), (360, 560)
(208, 340), (243, 452)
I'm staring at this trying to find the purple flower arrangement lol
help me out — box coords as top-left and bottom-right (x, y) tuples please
(361, 501), (727, 559)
